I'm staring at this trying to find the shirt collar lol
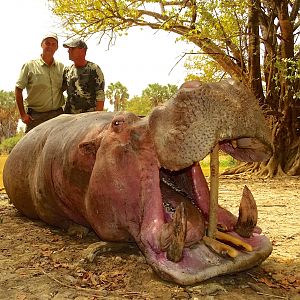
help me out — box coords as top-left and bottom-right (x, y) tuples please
(38, 56), (56, 66)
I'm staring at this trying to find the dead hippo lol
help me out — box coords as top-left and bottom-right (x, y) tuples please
(3, 79), (273, 285)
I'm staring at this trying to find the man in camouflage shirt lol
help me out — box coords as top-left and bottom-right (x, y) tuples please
(63, 39), (105, 113)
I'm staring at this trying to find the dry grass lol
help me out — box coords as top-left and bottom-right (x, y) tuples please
(0, 155), (7, 189)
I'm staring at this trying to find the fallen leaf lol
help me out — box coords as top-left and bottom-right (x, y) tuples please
(259, 277), (277, 288)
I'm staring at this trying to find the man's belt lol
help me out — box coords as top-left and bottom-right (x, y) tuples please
(27, 108), (63, 115)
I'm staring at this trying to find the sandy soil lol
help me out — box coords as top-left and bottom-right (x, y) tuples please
(0, 176), (299, 300)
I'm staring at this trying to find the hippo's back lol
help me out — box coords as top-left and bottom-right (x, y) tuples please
(3, 112), (114, 221)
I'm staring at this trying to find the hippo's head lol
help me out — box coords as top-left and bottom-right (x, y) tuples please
(83, 79), (273, 285)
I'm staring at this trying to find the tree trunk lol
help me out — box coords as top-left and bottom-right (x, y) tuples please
(223, 0), (300, 177)
(248, 0), (264, 103)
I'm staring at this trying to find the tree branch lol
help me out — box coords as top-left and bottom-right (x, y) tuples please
(290, 0), (300, 22)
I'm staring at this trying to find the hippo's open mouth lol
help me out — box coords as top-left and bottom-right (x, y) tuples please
(141, 160), (272, 285)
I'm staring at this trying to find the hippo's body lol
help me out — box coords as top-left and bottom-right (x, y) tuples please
(4, 80), (273, 285)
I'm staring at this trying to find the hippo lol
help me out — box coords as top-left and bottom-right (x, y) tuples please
(3, 79), (273, 285)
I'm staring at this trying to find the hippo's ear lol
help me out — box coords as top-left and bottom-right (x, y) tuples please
(78, 137), (101, 157)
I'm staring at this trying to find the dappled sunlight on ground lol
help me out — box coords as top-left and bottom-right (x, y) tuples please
(0, 177), (299, 299)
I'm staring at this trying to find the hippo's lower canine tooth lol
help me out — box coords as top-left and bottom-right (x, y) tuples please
(165, 202), (187, 262)
(234, 185), (258, 238)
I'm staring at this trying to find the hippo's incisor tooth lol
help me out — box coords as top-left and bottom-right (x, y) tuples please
(162, 202), (187, 262)
(215, 230), (253, 252)
(203, 236), (239, 258)
(234, 185), (258, 238)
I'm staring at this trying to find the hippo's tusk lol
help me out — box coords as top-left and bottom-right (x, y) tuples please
(234, 185), (258, 238)
(231, 139), (238, 149)
(203, 236), (239, 258)
(207, 144), (219, 238)
(215, 230), (253, 252)
(164, 202), (187, 262)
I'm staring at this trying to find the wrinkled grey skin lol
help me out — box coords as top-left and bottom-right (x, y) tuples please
(150, 79), (272, 170)
(3, 80), (273, 285)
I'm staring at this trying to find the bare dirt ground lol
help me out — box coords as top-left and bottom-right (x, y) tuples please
(0, 176), (299, 300)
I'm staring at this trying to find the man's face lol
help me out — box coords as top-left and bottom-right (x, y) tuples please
(67, 47), (85, 62)
(41, 38), (58, 55)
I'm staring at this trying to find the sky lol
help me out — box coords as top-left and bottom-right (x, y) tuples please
(0, 0), (195, 108)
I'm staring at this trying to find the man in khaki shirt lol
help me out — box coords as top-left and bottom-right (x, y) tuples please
(15, 33), (65, 133)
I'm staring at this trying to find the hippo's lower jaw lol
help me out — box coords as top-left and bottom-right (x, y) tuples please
(147, 234), (272, 285)
(141, 163), (272, 285)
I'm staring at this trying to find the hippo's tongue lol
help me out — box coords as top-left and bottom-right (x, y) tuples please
(159, 163), (239, 234)
(159, 168), (204, 262)
(188, 163), (261, 235)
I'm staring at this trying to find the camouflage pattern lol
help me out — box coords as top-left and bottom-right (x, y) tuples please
(63, 61), (105, 114)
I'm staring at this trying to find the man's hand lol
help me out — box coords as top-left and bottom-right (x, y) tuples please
(96, 100), (104, 111)
(21, 114), (33, 125)
(15, 87), (33, 125)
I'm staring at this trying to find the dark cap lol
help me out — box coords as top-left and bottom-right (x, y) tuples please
(63, 38), (88, 49)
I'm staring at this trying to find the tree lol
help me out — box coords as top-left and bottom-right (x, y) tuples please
(126, 95), (152, 116)
(106, 81), (129, 111)
(0, 90), (19, 140)
(126, 83), (178, 115)
(142, 83), (178, 107)
(185, 55), (225, 82)
(50, 0), (300, 177)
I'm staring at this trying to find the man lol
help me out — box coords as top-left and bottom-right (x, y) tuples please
(63, 38), (105, 113)
(15, 33), (65, 133)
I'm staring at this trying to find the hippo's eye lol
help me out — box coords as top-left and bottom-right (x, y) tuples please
(113, 120), (124, 126)
(112, 119), (126, 132)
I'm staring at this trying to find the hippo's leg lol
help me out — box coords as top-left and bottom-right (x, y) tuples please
(82, 241), (138, 263)
(67, 223), (90, 238)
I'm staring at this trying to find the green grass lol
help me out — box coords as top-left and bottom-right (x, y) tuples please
(0, 134), (23, 189)
(200, 154), (237, 177)
(0, 134), (23, 155)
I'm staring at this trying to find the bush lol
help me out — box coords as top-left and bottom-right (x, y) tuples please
(0, 134), (24, 154)
(219, 155), (237, 168)
(200, 154), (238, 176)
